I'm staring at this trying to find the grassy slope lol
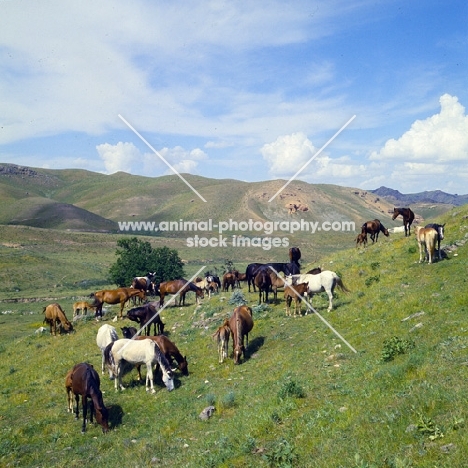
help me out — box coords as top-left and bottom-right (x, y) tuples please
(0, 206), (467, 467)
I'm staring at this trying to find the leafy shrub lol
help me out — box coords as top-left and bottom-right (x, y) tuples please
(278, 380), (305, 400)
(263, 438), (297, 467)
(228, 290), (247, 306)
(381, 336), (415, 362)
(365, 275), (380, 287)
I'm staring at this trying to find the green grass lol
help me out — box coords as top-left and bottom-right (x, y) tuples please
(0, 205), (467, 467)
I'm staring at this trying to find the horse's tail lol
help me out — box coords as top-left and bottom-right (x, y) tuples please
(334, 274), (350, 293)
(103, 342), (115, 370)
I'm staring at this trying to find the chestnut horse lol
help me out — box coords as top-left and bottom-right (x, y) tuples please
(65, 362), (109, 434)
(229, 305), (254, 364)
(43, 303), (74, 335)
(158, 279), (204, 306)
(392, 207), (415, 236)
(212, 319), (231, 363)
(121, 326), (189, 376)
(90, 287), (146, 319)
(361, 219), (389, 243)
(222, 272), (237, 292)
(284, 282), (309, 317)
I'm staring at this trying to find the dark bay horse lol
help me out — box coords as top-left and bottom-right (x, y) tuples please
(158, 279), (204, 306)
(392, 207), (415, 236)
(425, 223), (445, 260)
(361, 219), (389, 243)
(229, 305), (254, 364)
(126, 302), (165, 335)
(289, 247), (301, 267)
(66, 362), (109, 434)
(246, 262), (300, 292)
(254, 268), (272, 304)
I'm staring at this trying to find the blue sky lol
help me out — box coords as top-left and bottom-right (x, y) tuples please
(1, 0), (467, 194)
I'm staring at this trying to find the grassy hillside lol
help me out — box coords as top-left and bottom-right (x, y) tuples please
(0, 204), (467, 467)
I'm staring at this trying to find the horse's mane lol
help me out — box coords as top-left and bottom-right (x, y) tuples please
(153, 341), (172, 374)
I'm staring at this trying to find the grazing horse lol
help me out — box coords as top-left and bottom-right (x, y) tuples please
(229, 306), (254, 364)
(246, 262), (300, 292)
(254, 267), (272, 304)
(90, 287), (146, 319)
(286, 270), (350, 312)
(158, 279), (204, 306)
(392, 207), (415, 236)
(284, 282), (309, 317)
(235, 272), (247, 288)
(212, 319), (231, 363)
(104, 338), (174, 393)
(126, 302), (165, 336)
(43, 303), (74, 335)
(222, 272), (237, 292)
(425, 223), (445, 260)
(96, 324), (119, 376)
(355, 232), (368, 248)
(414, 226), (439, 264)
(65, 363), (109, 434)
(73, 301), (94, 317)
(195, 278), (217, 298)
(120, 327), (189, 377)
(289, 247), (301, 267)
(361, 219), (389, 243)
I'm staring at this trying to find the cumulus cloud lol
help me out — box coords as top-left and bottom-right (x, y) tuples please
(152, 146), (208, 175)
(96, 142), (140, 174)
(261, 132), (317, 177)
(370, 94), (468, 162)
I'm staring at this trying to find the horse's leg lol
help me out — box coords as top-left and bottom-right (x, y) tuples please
(418, 241), (424, 263)
(326, 289), (333, 312)
(74, 394), (80, 420)
(146, 363), (155, 393)
(81, 395), (87, 433)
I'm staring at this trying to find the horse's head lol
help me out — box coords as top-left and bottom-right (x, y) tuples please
(233, 345), (244, 365)
(438, 224), (445, 240)
(95, 405), (109, 433)
(162, 370), (175, 391)
(391, 208), (399, 220)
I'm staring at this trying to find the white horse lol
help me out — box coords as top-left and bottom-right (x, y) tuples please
(96, 324), (118, 377)
(286, 270), (349, 312)
(104, 338), (174, 393)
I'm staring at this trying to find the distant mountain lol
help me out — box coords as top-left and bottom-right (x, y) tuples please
(371, 186), (468, 206)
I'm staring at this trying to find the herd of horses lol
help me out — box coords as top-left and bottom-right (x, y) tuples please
(50, 205), (448, 434)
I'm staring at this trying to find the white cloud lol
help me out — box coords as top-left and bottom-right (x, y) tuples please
(261, 132), (317, 177)
(370, 94), (468, 162)
(96, 142), (141, 174)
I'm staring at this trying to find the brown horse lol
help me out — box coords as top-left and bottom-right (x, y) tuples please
(73, 301), (94, 317)
(355, 232), (368, 248)
(43, 303), (74, 335)
(65, 362), (109, 434)
(392, 207), (415, 236)
(361, 219), (389, 243)
(414, 226), (438, 264)
(212, 319), (231, 363)
(254, 268), (272, 304)
(229, 305), (254, 364)
(222, 272), (237, 291)
(131, 272), (157, 297)
(158, 279), (204, 306)
(91, 287), (146, 319)
(289, 246), (301, 267)
(120, 327), (189, 377)
(284, 282), (309, 317)
(268, 269), (287, 302)
(126, 302), (165, 336)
